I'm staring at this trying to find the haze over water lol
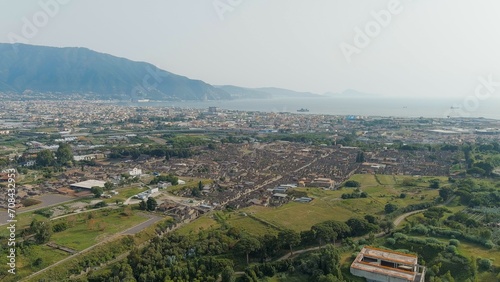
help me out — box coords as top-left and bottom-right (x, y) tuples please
(130, 96), (500, 120)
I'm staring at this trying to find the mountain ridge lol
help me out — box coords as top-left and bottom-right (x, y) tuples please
(0, 43), (374, 101)
(0, 43), (230, 101)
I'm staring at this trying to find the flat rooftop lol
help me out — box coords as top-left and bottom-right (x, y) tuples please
(70, 180), (106, 189)
(361, 246), (418, 265)
(350, 247), (422, 282)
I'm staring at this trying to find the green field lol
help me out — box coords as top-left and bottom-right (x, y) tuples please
(243, 201), (355, 232)
(50, 209), (148, 250)
(167, 178), (212, 193)
(176, 216), (220, 235)
(227, 213), (279, 236)
(107, 186), (146, 202)
(228, 174), (442, 233)
(0, 244), (69, 280)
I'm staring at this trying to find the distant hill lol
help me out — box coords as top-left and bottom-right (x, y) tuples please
(216, 85), (322, 99)
(0, 43), (230, 100)
(256, 87), (321, 98)
(215, 85), (272, 99)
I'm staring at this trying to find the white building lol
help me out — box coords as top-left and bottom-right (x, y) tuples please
(129, 168), (142, 176)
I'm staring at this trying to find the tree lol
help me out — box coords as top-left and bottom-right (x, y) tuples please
(104, 181), (114, 191)
(385, 203), (398, 214)
(146, 197), (157, 211)
(278, 229), (301, 255)
(236, 235), (260, 264)
(30, 219), (52, 244)
(90, 186), (104, 198)
(439, 187), (453, 201)
(259, 234), (279, 260)
(364, 215), (378, 224)
(111, 261), (135, 281)
(478, 258), (492, 271)
(479, 229), (492, 240)
(139, 200), (147, 210)
(346, 218), (377, 237)
(344, 180), (361, 188)
(36, 149), (55, 167)
(442, 270), (455, 282)
(221, 265), (235, 282)
(55, 143), (73, 165)
(355, 151), (365, 163)
(429, 179), (441, 189)
(312, 224), (337, 246)
(379, 220), (394, 233)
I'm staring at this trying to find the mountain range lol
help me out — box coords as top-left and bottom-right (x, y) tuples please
(0, 43), (372, 100)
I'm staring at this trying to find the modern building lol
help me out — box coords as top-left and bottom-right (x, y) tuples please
(208, 107), (218, 114)
(70, 180), (106, 191)
(350, 246), (426, 282)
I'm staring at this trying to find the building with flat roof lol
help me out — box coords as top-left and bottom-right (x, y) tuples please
(350, 246), (425, 282)
(70, 180), (106, 190)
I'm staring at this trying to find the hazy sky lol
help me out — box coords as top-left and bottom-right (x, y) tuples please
(2, 0), (500, 98)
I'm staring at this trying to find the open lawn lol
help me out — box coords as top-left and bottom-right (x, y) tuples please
(108, 186), (146, 202)
(167, 178), (212, 193)
(376, 174), (397, 185)
(50, 209), (148, 250)
(232, 174), (442, 233)
(0, 245), (69, 281)
(243, 201), (355, 232)
(459, 242), (500, 267)
(226, 213), (279, 236)
(176, 216), (220, 235)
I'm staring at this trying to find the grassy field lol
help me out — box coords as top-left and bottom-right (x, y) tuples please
(243, 201), (355, 232)
(106, 186), (146, 203)
(221, 174), (443, 233)
(167, 178), (213, 193)
(226, 213), (280, 236)
(176, 216), (220, 235)
(50, 209), (148, 250)
(459, 242), (500, 267)
(0, 244), (69, 280)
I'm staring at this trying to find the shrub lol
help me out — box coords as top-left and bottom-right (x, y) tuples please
(412, 224), (429, 235)
(445, 245), (458, 254)
(448, 239), (460, 246)
(21, 198), (41, 207)
(344, 180), (361, 188)
(52, 222), (68, 233)
(478, 258), (492, 271)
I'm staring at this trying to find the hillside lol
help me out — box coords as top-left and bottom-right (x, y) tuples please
(0, 43), (230, 101)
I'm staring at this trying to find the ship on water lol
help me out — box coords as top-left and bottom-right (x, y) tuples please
(297, 108), (309, 112)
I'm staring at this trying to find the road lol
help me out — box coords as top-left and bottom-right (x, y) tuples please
(122, 214), (163, 235)
(0, 194), (76, 226)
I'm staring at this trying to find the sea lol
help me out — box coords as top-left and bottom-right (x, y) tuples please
(125, 96), (500, 120)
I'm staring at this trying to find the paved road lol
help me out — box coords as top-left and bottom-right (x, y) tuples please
(0, 194), (76, 225)
(122, 214), (164, 235)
